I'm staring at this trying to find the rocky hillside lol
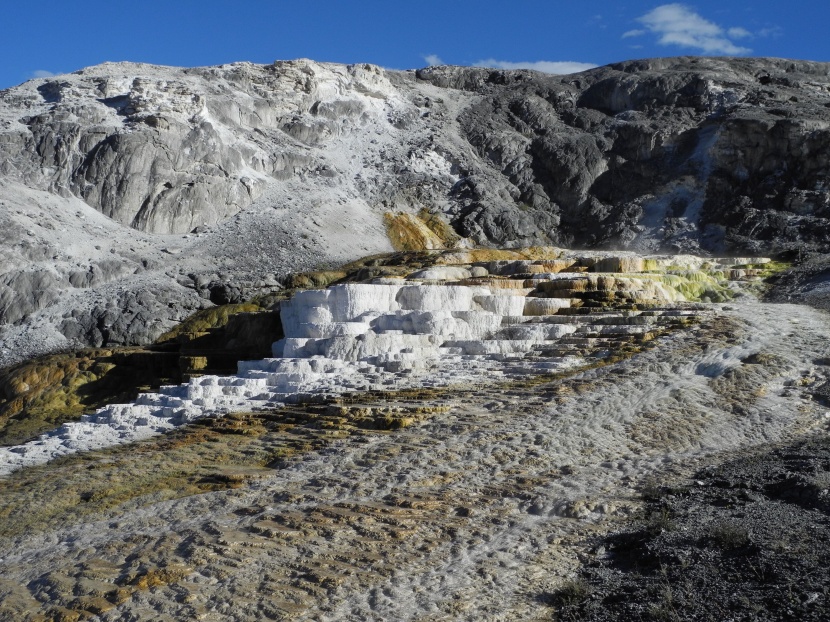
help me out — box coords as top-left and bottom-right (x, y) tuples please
(1, 56), (829, 364)
(1, 251), (829, 620)
(4, 54), (830, 620)
(421, 57), (830, 255)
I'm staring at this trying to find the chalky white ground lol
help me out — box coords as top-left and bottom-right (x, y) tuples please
(0, 255), (770, 475)
(0, 280), (607, 474)
(0, 299), (827, 621)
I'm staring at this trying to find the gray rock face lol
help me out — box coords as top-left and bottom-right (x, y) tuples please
(3, 62), (403, 234)
(2, 56), (830, 364)
(417, 57), (830, 255)
(0, 268), (62, 324)
(58, 284), (208, 347)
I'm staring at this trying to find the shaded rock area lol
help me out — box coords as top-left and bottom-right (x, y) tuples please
(548, 432), (830, 621)
(0, 300), (284, 446)
(763, 253), (830, 311)
(416, 57), (830, 255)
(0, 347), (181, 447)
(57, 283), (210, 348)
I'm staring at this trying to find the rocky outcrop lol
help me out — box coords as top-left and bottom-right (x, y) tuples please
(1, 61), (423, 234)
(2, 56), (830, 365)
(416, 57), (830, 255)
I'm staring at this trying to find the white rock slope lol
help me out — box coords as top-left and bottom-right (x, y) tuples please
(0, 59), (469, 365)
(0, 252), (755, 475)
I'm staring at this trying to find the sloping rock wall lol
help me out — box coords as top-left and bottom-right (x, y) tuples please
(416, 57), (830, 255)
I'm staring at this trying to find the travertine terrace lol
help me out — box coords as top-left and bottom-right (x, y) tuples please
(0, 247), (828, 620)
(3, 54), (830, 621)
(0, 249), (759, 474)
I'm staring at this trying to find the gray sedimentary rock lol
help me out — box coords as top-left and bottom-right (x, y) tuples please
(0, 269), (62, 324)
(58, 284), (208, 347)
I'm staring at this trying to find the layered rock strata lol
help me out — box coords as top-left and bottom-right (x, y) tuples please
(0, 251), (767, 474)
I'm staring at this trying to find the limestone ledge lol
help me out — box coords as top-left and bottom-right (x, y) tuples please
(0, 252), (768, 475)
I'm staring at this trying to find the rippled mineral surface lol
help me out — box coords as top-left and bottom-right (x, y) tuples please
(1, 250), (828, 621)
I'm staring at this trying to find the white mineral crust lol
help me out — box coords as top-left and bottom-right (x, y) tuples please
(0, 280), (600, 475)
(0, 248), (760, 476)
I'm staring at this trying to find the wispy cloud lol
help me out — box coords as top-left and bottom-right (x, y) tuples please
(622, 29), (646, 39)
(474, 59), (598, 75)
(627, 4), (752, 55)
(32, 69), (56, 79)
(757, 26), (783, 38)
(423, 54), (444, 66)
(727, 27), (752, 39)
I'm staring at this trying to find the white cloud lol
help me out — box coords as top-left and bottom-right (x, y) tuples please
(622, 29), (646, 38)
(757, 26), (783, 38)
(474, 59), (598, 75)
(423, 54), (444, 66)
(727, 27), (751, 39)
(633, 3), (751, 55)
(32, 69), (56, 79)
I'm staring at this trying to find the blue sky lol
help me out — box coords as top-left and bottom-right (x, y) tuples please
(2, 1), (826, 89)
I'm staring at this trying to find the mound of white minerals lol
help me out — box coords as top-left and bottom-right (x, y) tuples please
(0, 253), (765, 474)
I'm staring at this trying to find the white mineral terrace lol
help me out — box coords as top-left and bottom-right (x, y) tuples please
(0, 254), (764, 475)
